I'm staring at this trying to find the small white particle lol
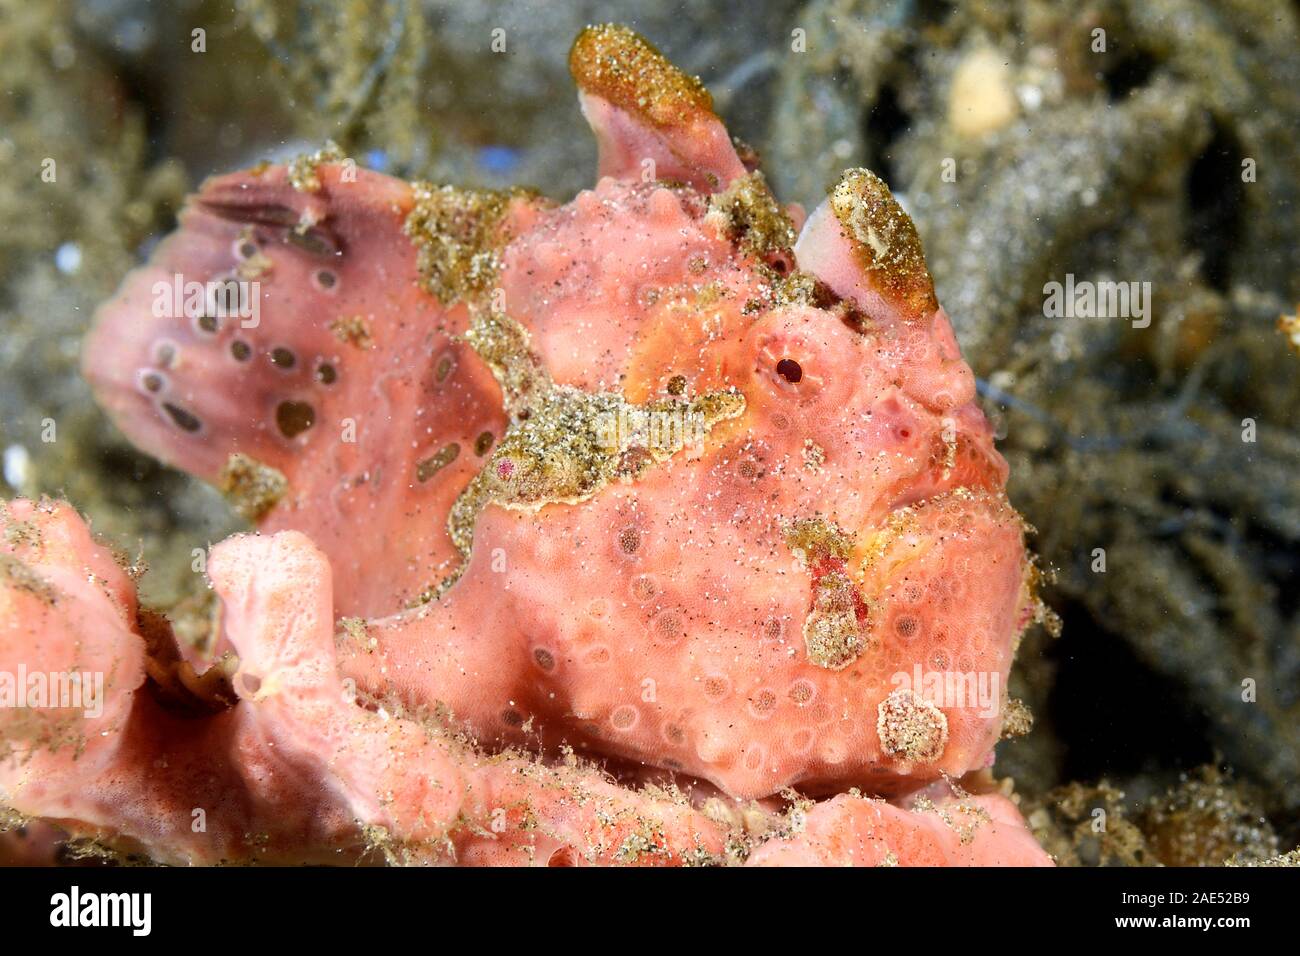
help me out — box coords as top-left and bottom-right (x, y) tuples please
(55, 242), (82, 275)
(3, 444), (30, 489)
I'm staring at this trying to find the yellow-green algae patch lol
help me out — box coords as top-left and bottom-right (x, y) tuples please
(705, 171), (797, 261)
(218, 453), (288, 522)
(911, 788), (991, 844)
(829, 168), (938, 316)
(413, 310), (745, 604)
(569, 24), (715, 130)
(783, 516), (872, 669)
(783, 515), (853, 563)
(329, 314), (373, 349)
(802, 568), (869, 670)
(403, 183), (537, 305)
(877, 688), (949, 764)
(287, 140), (347, 193)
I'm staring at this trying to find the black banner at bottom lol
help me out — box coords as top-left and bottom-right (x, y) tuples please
(0, 864), (1285, 942)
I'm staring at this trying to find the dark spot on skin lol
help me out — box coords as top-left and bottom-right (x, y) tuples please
(238, 241), (258, 259)
(275, 400), (315, 438)
(230, 340), (252, 361)
(898, 428), (911, 439)
(286, 226), (342, 257)
(501, 708), (524, 728)
(474, 431), (494, 456)
(162, 403), (202, 433)
(416, 443), (460, 482)
(271, 347), (296, 369)
(533, 648), (555, 671)
(316, 362), (337, 385)
(435, 356), (453, 382)
(196, 314), (219, 334)
(141, 372), (164, 393)
(838, 304), (868, 333)
(615, 445), (652, 476)
(316, 269), (337, 289)
(618, 526), (641, 554)
(154, 343), (177, 367)
(666, 374), (687, 396)
(776, 358), (803, 383)
(201, 200), (299, 228)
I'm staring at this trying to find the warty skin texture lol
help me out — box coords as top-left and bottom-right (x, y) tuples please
(0, 497), (1050, 866)
(51, 25), (1049, 862)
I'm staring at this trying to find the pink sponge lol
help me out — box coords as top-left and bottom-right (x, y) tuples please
(0, 499), (1050, 866)
(0, 499), (730, 865)
(748, 790), (1052, 867)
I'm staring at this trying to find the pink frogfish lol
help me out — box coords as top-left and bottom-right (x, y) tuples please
(1, 26), (1051, 866)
